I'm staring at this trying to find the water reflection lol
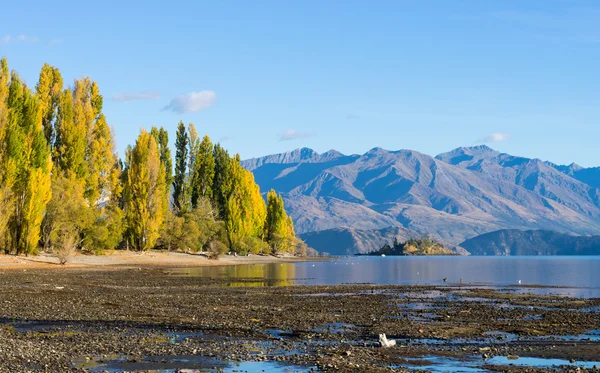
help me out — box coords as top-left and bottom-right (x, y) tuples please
(170, 263), (297, 286)
(168, 256), (600, 296)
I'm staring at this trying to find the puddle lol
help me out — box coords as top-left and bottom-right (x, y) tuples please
(402, 356), (485, 372)
(311, 322), (356, 335)
(402, 354), (600, 372)
(535, 329), (600, 342)
(74, 355), (317, 372)
(523, 314), (543, 321)
(402, 331), (518, 346)
(398, 302), (443, 311)
(487, 356), (600, 369)
(400, 290), (446, 299)
(0, 318), (82, 333)
(407, 312), (440, 322)
(264, 329), (295, 339)
(166, 331), (205, 343)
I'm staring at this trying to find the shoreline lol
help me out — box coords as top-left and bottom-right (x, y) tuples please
(0, 268), (598, 372)
(0, 250), (325, 271)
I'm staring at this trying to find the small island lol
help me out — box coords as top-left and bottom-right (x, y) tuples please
(362, 238), (455, 256)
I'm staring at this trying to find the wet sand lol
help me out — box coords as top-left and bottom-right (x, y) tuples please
(0, 264), (598, 372)
(0, 250), (319, 270)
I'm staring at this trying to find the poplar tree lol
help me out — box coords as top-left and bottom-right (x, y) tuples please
(212, 144), (231, 218)
(172, 121), (189, 213)
(55, 89), (86, 177)
(124, 130), (167, 251)
(0, 58), (11, 249)
(151, 126), (173, 189)
(5, 73), (52, 255)
(87, 113), (116, 205)
(223, 156), (266, 252)
(191, 135), (215, 207)
(264, 189), (295, 253)
(35, 63), (63, 149)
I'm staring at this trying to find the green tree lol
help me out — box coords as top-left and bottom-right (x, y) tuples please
(160, 197), (221, 252)
(151, 126), (173, 189)
(84, 204), (124, 253)
(212, 143), (231, 218)
(124, 130), (167, 251)
(191, 135), (215, 207)
(172, 121), (189, 213)
(54, 89), (86, 177)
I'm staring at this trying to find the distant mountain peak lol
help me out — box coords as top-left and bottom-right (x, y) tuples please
(548, 161), (583, 175)
(321, 149), (345, 159)
(435, 145), (500, 165)
(241, 147), (347, 171)
(365, 147), (389, 155)
(462, 144), (495, 152)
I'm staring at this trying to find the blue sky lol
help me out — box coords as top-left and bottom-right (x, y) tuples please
(2, 0), (600, 166)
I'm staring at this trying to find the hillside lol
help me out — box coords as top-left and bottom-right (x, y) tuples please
(243, 147), (600, 252)
(298, 226), (422, 256)
(460, 230), (600, 256)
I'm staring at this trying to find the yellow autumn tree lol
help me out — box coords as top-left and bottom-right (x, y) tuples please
(87, 113), (117, 206)
(124, 130), (167, 251)
(223, 155), (267, 253)
(264, 189), (296, 254)
(35, 63), (63, 148)
(4, 72), (53, 255)
(0, 57), (11, 249)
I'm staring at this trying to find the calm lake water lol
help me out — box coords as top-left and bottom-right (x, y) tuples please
(168, 256), (600, 297)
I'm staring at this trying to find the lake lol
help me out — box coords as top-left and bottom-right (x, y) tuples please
(168, 256), (600, 297)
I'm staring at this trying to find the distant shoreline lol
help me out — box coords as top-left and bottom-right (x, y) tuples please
(0, 251), (325, 271)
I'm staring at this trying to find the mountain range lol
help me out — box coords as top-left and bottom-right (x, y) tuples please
(242, 146), (600, 255)
(460, 229), (600, 256)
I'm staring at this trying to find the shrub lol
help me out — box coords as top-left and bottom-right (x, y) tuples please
(208, 240), (228, 260)
(55, 232), (77, 265)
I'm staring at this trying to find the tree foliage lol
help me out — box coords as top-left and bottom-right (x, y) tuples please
(190, 135), (215, 207)
(264, 189), (296, 254)
(172, 121), (189, 214)
(124, 130), (167, 251)
(0, 57), (306, 257)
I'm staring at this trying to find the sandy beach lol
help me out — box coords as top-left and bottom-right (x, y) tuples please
(0, 250), (320, 270)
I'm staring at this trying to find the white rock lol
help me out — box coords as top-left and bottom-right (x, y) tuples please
(378, 333), (396, 347)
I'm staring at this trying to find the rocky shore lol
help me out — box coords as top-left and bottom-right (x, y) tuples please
(0, 265), (598, 372)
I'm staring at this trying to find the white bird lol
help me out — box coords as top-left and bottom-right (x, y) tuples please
(518, 280), (522, 284)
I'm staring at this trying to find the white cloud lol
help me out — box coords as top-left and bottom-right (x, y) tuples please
(16, 34), (38, 43)
(162, 91), (217, 114)
(1, 34), (39, 44)
(279, 129), (316, 142)
(479, 133), (512, 143)
(112, 92), (160, 102)
(49, 39), (64, 45)
(346, 113), (362, 120)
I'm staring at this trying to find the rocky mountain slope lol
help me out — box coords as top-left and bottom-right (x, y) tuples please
(298, 226), (422, 256)
(460, 229), (600, 256)
(243, 146), (600, 251)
